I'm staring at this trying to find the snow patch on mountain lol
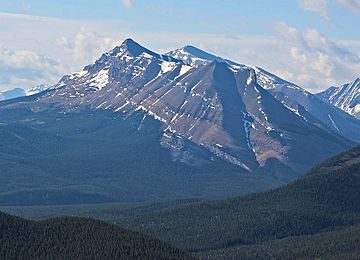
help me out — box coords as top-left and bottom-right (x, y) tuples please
(328, 114), (340, 132)
(242, 112), (254, 151)
(89, 69), (110, 90)
(26, 84), (49, 96)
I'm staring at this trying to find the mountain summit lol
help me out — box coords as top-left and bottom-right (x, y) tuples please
(107, 38), (180, 62)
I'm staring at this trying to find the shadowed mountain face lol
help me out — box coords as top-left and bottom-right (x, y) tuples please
(0, 39), (356, 205)
(113, 145), (360, 255)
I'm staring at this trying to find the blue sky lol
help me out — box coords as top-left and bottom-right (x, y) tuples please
(0, 0), (359, 92)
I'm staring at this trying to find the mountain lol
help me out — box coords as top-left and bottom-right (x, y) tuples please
(168, 46), (360, 143)
(0, 84), (49, 101)
(2, 39), (352, 172)
(317, 77), (360, 119)
(0, 211), (191, 260)
(26, 84), (49, 96)
(0, 88), (25, 101)
(0, 39), (355, 205)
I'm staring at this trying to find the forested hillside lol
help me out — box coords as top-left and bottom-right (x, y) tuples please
(0, 211), (192, 260)
(198, 224), (360, 259)
(118, 145), (360, 259)
(2, 146), (360, 259)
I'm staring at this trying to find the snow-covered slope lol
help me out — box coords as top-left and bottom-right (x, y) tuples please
(26, 84), (49, 96)
(167, 46), (241, 68)
(0, 39), (352, 174)
(317, 78), (360, 119)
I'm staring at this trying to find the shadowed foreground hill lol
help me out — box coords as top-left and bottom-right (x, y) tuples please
(0, 211), (192, 260)
(2, 146), (360, 259)
(118, 145), (360, 257)
(198, 224), (360, 259)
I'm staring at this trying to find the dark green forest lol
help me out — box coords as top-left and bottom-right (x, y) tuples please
(2, 145), (360, 259)
(198, 224), (360, 259)
(0, 211), (192, 260)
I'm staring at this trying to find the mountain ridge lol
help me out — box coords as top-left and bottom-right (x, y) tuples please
(0, 88), (25, 101)
(0, 84), (49, 101)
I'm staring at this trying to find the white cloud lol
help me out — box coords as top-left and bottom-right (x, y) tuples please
(0, 11), (359, 93)
(290, 47), (308, 65)
(298, 0), (330, 20)
(57, 28), (121, 70)
(272, 22), (360, 91)
(298, 0), (360, 19)
(0, 11), (60, 22)
(0, 48), (68, 90)
(121, 0), (134, 9)
(0, 12), (126, 91)
(336, 0), (360, 13)
(0, 28), (122, 91)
